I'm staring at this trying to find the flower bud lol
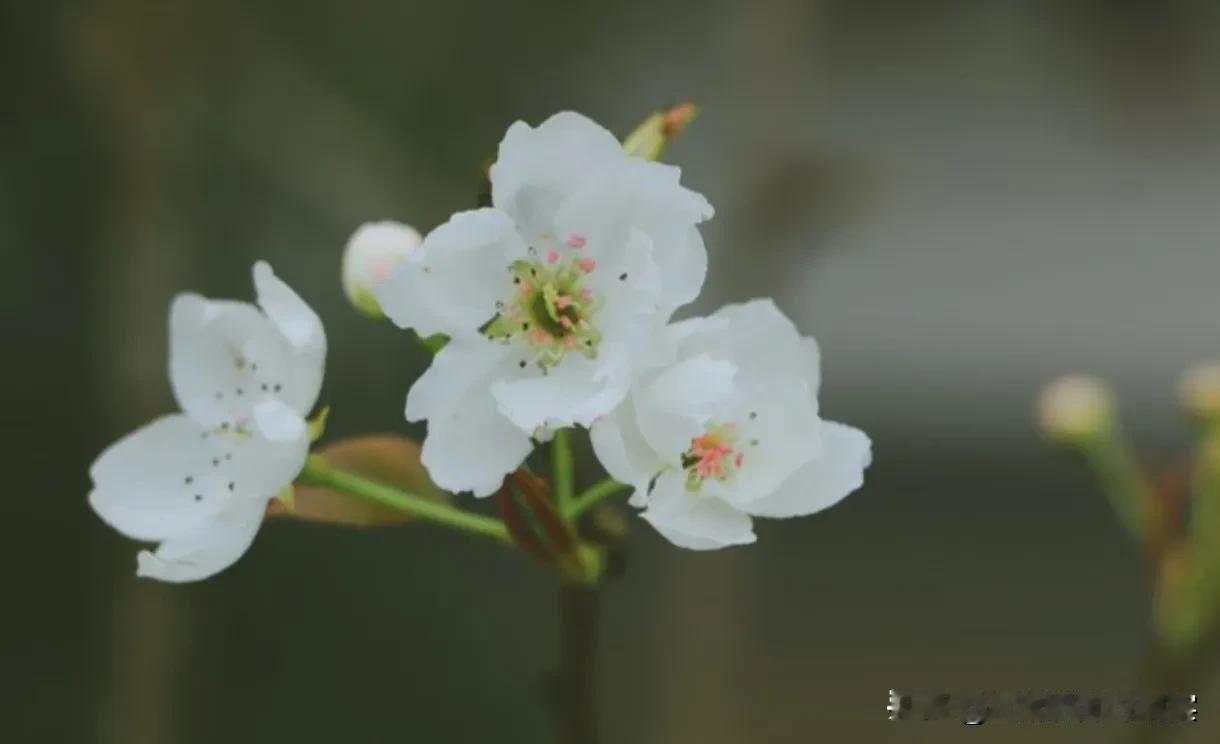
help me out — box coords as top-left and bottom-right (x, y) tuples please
(1037, 374), (1115, 445)
(622, 102), (700, 161)
(342, 221), (421, 318)
(1178, 361), (1220, 422)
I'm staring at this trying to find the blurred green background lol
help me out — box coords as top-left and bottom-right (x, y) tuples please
(5, 0), (1220, 741)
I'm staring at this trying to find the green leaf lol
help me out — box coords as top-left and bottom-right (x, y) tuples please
(270, 434), (450, 526)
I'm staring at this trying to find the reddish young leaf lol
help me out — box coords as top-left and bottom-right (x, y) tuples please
(269, 434), (449, 527)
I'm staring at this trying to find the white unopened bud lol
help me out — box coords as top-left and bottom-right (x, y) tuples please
(1037, 374), (1115, 444)
(1179, 361), (1220, 421)
(342, 221), (422, 318)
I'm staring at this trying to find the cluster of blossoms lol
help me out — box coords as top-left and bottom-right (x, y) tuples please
(364, 112), (872, 549)
(88, 110), (871, 582)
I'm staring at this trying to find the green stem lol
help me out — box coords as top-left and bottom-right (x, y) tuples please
(564, 478), (630, 521)
(552, 429), (575, 517)
(1079, 427), (1152, 542)
(297, 455), (510, 543)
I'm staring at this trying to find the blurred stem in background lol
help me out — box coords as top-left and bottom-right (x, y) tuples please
(1039, 367), (1220, 738)
(546, 585), (602, 744)
(1155, 364), (1220, 661)
(1037, 375), (1152, 542)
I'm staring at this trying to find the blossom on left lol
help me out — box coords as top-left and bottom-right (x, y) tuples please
(89, 262), (326, 582)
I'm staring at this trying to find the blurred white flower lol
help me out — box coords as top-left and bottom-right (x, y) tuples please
(1036, 374), (1114, 444)
(342, 220), (422, 318)
(375, 112), (713, 495)
(591, 300), (871, 550)
(1179, 361), (1220, 421)
(89, 262), (325, 581)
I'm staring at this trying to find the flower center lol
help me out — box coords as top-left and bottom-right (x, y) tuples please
(484, 236), (601, 368)
(680, 422), (745, 491)
(211, 353), (285, 425)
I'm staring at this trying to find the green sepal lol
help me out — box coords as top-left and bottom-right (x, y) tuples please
(276, 484), (296, 513)
(308, 406), (330, 443)
(416, 332), (448, 354)
(622, 103), (700, 162)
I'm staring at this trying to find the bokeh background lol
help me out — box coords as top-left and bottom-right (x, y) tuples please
(5, 0), (1220, 742)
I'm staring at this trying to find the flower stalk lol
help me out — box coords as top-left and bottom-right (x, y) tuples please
(564, 478), (630, 521)
(296, 454), (510, 543)
(552, 429), (576, 517)
(1038, 375), (1152, 542)
(1078, 427), (1155, 544)
(1159, 434), (1220, 655)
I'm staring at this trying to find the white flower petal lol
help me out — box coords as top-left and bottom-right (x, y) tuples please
(640, 472), (756, 551)
(405, 336), (511, 422)
(195, 400), (310, 501)
(745, 421), (872, 518)
(553, 158), (711, 313)
(89, 414), (223, 541)
(406, 339), (533, 496)
(253, 261), (324, 353)
(253, 261), (327, 414)
(723, 373), (822, 506)
(224, 433), (308, 503)
(419, 408), (533, 498)
(634, 355), (737, 461)
(492, 354), (627, 431)
(169, 293), (284, 429)
(659, 225), (708, 311)
(89, 409), (306, 554)
(252, 397), (307, 443)
(689, 299), (821, 395)
(375, 208), (527, 340)
(586, 228), (664, 327)
(135, 495), (267, 583)
(490, 112), (624, 243)
(589, 402), (662, 501)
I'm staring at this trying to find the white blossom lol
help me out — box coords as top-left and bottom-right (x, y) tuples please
(374, 112), (713, 495)
(89, 262), (325, 581)
(591, 299), (871, 550)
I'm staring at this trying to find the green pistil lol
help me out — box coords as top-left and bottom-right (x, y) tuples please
(483, 255), (602, 368)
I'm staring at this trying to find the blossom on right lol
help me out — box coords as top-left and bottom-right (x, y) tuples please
(590, 299), (871, 549)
